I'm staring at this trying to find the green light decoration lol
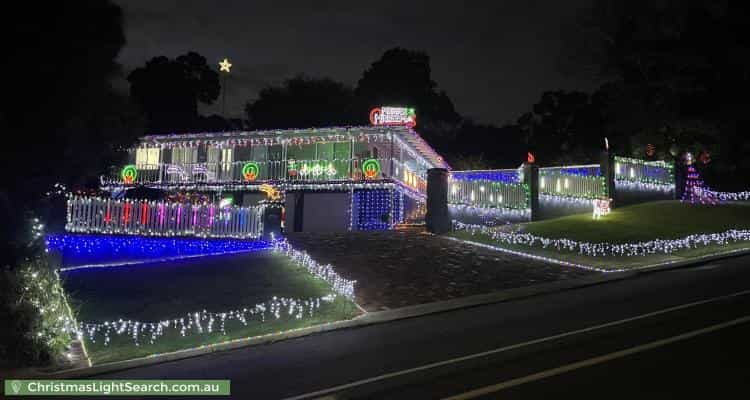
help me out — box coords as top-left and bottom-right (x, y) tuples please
(242, 162), (260, 181)
(362, 159), (381, 179)
(121, 165), (137, 184)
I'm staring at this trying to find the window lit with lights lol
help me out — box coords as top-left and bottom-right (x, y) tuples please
(135, 148), (160, 170)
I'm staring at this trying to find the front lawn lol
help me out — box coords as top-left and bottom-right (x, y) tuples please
(61, 252), (360, 364)
(450, 201), (750, 270)
(523, 201), (750, 243)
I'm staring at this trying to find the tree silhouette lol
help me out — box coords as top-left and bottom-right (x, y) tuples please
(1, 0), (142, 267)
(128, 52), (220, 133)
(355, 48), (461, 126)
(518, 90), (603, 164)
(1, 0), (143, 366)
(245, 76), (356, 129)
(563, 0), (750, 188)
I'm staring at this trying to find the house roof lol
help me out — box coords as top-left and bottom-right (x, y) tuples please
(140, 125), (450, 169)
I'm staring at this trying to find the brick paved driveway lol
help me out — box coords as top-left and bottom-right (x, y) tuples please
(286, 231), (595, 311)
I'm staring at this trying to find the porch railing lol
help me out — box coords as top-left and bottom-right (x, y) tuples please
(65, 195), (264, 239)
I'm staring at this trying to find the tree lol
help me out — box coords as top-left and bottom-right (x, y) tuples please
(245, 76), (356, 129)
(564, 0), (750, 188)
(355, 48), (462, 152)
(128, 52), (220, 133)
(0, 1), (141, 266)
(517, 90), (603, 165)
(0, 0), (143, 367)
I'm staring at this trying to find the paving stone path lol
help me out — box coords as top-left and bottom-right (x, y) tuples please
(286, 230), (595, 311)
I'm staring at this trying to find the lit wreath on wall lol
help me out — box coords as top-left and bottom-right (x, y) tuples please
(242, 162), (260, 182)
(121, 165), (137, 184)
(362, 159), (381, 179)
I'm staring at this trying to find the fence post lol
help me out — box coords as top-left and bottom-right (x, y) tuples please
(522, 163), (539, 221)
(426, 168), (450, 234)
(600, 150), (616, 207)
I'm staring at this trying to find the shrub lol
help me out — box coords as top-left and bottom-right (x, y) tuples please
(0, 257), (75, 367)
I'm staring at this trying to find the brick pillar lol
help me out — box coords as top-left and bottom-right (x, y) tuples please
(600, 150), (616, 207)
(426, 168), (451, 234)
(522, 163), (539, 221)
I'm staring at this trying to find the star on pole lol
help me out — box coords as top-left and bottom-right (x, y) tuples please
(219, 58), (232, 73)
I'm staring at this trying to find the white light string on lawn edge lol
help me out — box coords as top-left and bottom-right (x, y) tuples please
(443, 236), (615, 273)
(77, 295), (337, 347)
(453, 221), (750, 257)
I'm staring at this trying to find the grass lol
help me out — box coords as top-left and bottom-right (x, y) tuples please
(61, 252), (360, 364)
(524, 201), (750, 243)
(450, 201), (750, 270)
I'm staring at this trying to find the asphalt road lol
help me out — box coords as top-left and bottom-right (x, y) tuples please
(95, 254), (750, 399)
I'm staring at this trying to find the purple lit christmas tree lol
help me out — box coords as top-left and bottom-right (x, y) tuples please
(681, 152), (718, 205)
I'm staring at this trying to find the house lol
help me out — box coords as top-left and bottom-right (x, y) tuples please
(102, 109), (448, 232)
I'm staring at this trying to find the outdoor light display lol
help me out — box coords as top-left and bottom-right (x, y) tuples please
(51, 237), (356, 349)
(708, 191), (750, 201)
(47, 234), (273, 269)
(448, 204), (531, 224)
(65, 195), (264, 239)
(350, 189), (400, 230)
(448, 177), (529, 210)
(77, 295), (338, 347)
(681, 155), (718, 205)
(614, 156), (674, 187)
(272, 239), (356, 298)
(539, 165), (607, 199)
(241, 162), (260, 181)
(362, 159), (381, 179)
(121, 165), (137, 184)
(369, 106), (417, 127)
(258, 184), (282, 201)
(453, 221), (750, 258)
(218, 58), (232, 72)
(592, 198), (611, 219)
(444, 235), (611, 273)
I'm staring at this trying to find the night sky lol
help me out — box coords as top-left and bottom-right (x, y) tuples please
(115, 0), (601, 126)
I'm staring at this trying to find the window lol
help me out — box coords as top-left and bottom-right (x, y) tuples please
(135, 148), (160, 169)
(221, 148), (233, 171)
(171, 147), (197, 165)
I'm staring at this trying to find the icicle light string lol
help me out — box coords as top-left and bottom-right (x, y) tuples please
(453, 221), (750, 257)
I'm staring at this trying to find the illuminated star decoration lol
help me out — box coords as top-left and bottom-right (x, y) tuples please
(219, 58), (232, 73)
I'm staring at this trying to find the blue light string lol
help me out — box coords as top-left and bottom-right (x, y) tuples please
(450, 171), (520, 184)
(354, 189), (392, 231)
(46, 234), (272, 268)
